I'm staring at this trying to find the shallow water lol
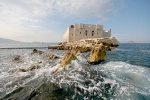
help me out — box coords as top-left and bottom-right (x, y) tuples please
(0, 43), (150, 99)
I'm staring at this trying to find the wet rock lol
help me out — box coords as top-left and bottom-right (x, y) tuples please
(52, 51), (77, 73)
(1, 82), (70, 100)
(88, 46), (106, 65)
(28, 64), (41, 71)
(78, 47), (91, 53)
(12, 55), (22, 63)
(19, 64), (41, 72)
(31, 49), (44, 55)
(44, 54), (59, 59)
(19, 68), (27, 72)
(59, 51), (77, 67)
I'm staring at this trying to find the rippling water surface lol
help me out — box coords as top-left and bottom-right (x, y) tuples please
(0, 43), (150, 99)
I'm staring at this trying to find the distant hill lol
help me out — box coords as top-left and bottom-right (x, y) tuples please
(0, 38), (21, 43)
(128, 41), (135, 43)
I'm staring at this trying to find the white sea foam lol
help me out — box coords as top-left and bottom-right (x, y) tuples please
(141, 50), (150, 53)
(0, 48), (150, 99)
(49, 58), (150, 99)
(95, 61), (150, 98)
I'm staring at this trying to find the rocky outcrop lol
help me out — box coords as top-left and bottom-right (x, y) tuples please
(48, 45), (63, 50)
(88, 46), (106, 64)
(52, 51), (77, 73)
(96, 37), (119, 47)
(1, 82), (67, 100)
(48, 37), (119, 73)
(13, 55), (22, 63)
(49, 37), (119, 51)
(44, 54), (59, 59)
(31, 49), (44, 55)
(19, 64), (41, 72)
(59, 51), (77, 67)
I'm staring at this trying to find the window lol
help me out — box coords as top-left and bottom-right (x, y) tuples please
(85, 30), (87, 36)
(92, 31), (94, 36)
(71, 25), (74, 28)
(80, 32), (81, 34)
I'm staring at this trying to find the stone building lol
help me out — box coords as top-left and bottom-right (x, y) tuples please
(63, 24), (111, 42)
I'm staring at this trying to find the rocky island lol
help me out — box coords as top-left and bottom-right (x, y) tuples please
(49, 37), (119, 73)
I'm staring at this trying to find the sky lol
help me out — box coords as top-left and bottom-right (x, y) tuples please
(0, 0), (150, 43)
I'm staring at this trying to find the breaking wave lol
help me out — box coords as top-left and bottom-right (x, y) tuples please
(50, 56), (150, 99)
(0, 43), (150, 99)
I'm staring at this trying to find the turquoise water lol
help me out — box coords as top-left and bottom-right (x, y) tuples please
(0, 43), (150, 99)
(106, 43), (150, 68)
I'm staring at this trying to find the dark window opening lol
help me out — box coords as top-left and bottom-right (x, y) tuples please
(71, 25), (74, 28)
(92, 31), (94, 36)
(80, 32), (81, 34)
(85, 30), (87, 36)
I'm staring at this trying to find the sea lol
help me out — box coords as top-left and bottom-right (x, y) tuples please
(0, 42), (150, 100)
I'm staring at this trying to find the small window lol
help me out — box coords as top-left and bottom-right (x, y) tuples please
(92, 31), (94, 36)
(71, 25), (74, 28)
(85, 30), (87, 36)
(80, 32), (81, 34)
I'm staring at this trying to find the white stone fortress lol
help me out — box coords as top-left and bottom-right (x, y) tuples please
(63, 24), (111, 42)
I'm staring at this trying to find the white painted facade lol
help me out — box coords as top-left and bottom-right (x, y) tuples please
(63, 24), (111, 42)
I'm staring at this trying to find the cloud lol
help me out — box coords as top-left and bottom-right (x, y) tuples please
(0, 0), (122, 24)
(0, 0), (123, 42)
(52, 0), (115, 18)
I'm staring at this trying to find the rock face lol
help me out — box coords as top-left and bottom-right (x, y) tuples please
(31, 49), (44, 55)
(19, 64), (41, 72)
(13, 55), (22, 62)
(1, 82), (67, 100)
(48, 37), (119, 51)
(44, 54), (58, 59)
(88, 46), (106, 65)
(59, 51), (77, 67)
(52, 51), (77, 73)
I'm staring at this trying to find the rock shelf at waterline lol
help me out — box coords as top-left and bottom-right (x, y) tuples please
(48, 37), (119, 73)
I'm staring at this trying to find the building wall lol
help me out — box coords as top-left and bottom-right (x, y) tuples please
(63, 27), (69, 42)
(68, 26), (74, 42)
(74, 24), (104, 41)
(63, 24), (111, 42)
(103, 29), (111, 38)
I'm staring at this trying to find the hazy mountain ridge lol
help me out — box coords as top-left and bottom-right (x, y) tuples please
(0, 38), (21, 43)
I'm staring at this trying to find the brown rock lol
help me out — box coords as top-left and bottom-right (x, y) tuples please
(48, 45), (63, 50)
(19, 68), (27, 72)
(88, 46), (106, 65)
(60, 51), (77, 67)
(28, 64), (41, 71)
(71, 47), (80, 55)
(19, 64), (41, 72)
(31, 49), (44, 54)
(45, 54), (58, 59)
(13, 55), (22, 63)
(52, 51), (77, 74)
